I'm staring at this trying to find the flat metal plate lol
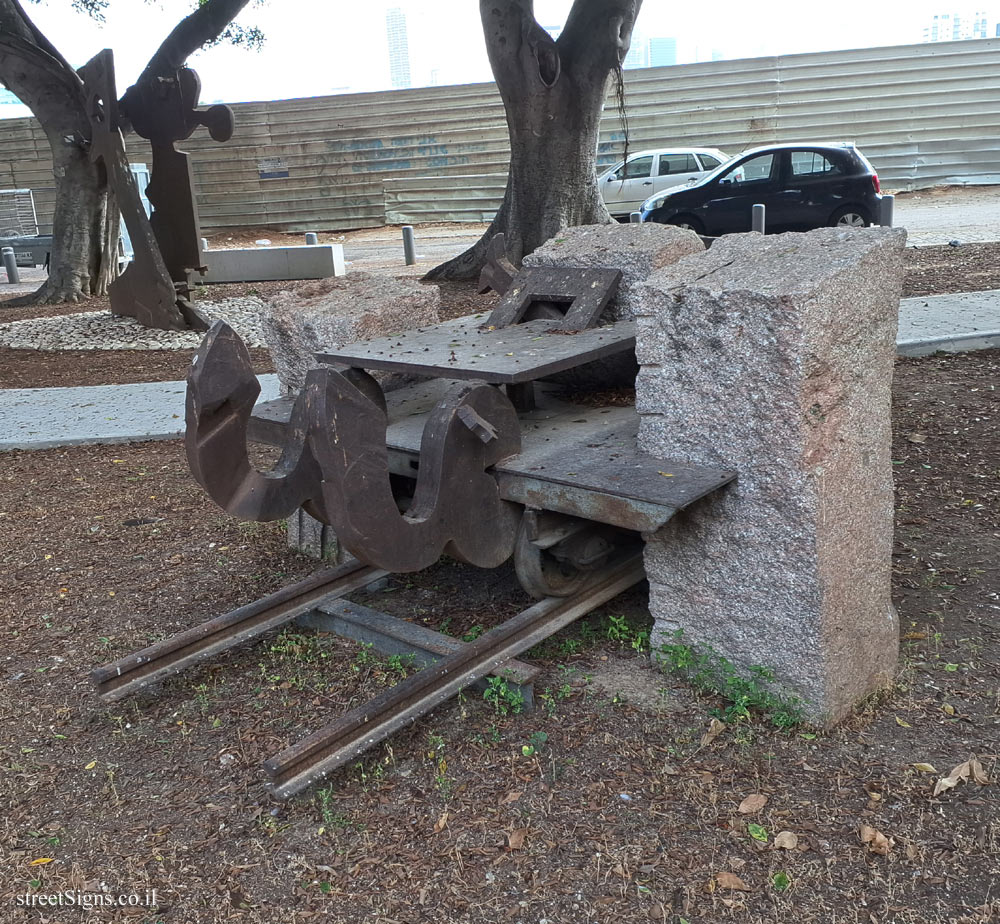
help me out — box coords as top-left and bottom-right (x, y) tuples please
(316, 314), (636, 385)
(250, 380), (735, 530)
(485, 266), (622, 330)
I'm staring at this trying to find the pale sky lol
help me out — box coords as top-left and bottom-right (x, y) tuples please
(1, 0), (997, 117)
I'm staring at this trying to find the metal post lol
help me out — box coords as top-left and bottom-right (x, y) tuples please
(402, 225), (416, 266)
(879, 195), (894, 228)
(629, 211), (642, 224)
(752, 203), (766, 234)
(305, 232), (319, 245)
(2, 246), (19, 284)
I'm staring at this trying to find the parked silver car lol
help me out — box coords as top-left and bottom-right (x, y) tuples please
(599, 147), (730, 218)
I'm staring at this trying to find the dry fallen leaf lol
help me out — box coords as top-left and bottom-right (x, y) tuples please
(933, 756), (991, 796)
(715, 871), (751, 891)
(860, 824), (894, 855)
(499, 791), (522, 805)
(701, 718), (727, 746)
(433, 811), (449, 833)
(507, 828), (527, 850)
(912, 763), (937, 774)
(895, 716), (911, 728)
(906, 432), (928, 443)
(738, 793), (768, 814)
(30, 858), (54, 866)
(774, 830), (798, 850)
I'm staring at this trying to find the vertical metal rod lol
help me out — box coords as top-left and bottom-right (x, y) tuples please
(402, 225), (416, 265)
(2, 247), (19, 284)
(879, 195), (894, 228)
(752, 204), (766, 234)
(629, 211), (642, 224)
(305, 232), (319, 245)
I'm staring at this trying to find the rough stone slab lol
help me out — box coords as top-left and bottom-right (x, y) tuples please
(261, 272), (440, 393)
(635, 227), (907, 725)
(897, 289), (1000, 355)
(0, 375), (280, 450)
(200, 244), (345, 284)
(523, 223), (704, 322)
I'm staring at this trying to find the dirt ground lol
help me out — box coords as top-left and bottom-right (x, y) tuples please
(0, 243), (998, 923)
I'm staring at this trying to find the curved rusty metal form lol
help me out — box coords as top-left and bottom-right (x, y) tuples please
(185, 322), (327, 522)
(308, 367), (522, 572)
(186, 322), (523, 573)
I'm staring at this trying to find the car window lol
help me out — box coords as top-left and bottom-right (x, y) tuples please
(790, 152), (842, 177)
(698, 154), (722, 170)
(719, 153), (774, 185)
(658, 153), (698, 175)
(622, 155), (655, 179)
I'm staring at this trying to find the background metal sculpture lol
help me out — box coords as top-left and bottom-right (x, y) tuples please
(120, 65), (234, 298)
(80, 49), (197, 331)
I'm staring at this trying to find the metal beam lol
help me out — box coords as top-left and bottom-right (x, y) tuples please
(92, 560), (386, 702)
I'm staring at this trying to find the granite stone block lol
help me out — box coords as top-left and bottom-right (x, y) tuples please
(636, 227), (907, 724)
(261, 272), (440, 394)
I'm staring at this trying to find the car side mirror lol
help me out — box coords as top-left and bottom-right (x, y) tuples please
(719, 177), (733, 186)
(607, 174), (617, 182)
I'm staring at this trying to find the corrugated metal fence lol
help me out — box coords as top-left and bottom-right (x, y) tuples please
(1, 37), (997, 233)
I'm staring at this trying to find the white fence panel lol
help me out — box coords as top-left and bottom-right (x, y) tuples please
(1, 38), (997, 230)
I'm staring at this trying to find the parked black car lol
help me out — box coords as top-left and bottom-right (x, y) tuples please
(639, 142), (883, 236)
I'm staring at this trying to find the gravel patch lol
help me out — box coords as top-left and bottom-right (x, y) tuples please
(0, 297), (268, 351)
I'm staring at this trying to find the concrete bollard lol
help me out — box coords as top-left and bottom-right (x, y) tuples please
(629, 211), (642, 224)
(2, 246), (20, 284)
(402, 225), (416, 266)
(305, 232), (319, 245)
(879, 195), (894, 228)
(752, 203), (766, 234)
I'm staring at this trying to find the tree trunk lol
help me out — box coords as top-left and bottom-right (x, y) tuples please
(0, 4), (112, 303)
(425, 0), (641, 281)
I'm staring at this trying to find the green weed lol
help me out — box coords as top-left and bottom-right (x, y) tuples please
(483, 675), (525, 716)
(656, 630), (805, 729)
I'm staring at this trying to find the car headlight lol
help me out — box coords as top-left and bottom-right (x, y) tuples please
(642, 191), (674, 212)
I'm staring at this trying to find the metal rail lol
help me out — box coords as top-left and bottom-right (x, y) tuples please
(263, 552), (646, 799)
(92, 560), (386, 702)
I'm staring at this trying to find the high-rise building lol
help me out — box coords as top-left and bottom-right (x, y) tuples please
(648, 37), (678, 67)
(386, 8), (411, 89)
(623, 30), (649, 69)
(921, 9), (994, 42)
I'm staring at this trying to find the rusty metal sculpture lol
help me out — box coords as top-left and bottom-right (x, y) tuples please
(188, 322), (523, 572)
(94, 264), (738, 799)
(120, 65), (234, 298)
(80, 49), (199, 331)
(310, 367), (522, 571)
(185, 323), (327, 522)
(478, 232), (517, 296)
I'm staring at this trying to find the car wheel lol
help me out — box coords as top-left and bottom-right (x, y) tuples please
(829, 206), (871, 228)
(666, 214), (706, 235)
